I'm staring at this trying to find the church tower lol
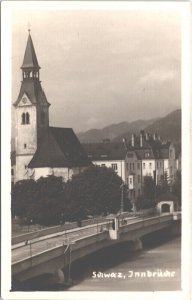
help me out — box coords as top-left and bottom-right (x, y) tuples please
(13, 30), (50, 182)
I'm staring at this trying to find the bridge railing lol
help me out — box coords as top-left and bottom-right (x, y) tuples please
(12, 221), (112, 263)
(12, 216), (106, 245)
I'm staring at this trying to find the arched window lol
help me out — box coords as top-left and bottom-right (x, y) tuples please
(26, 112), (30, 124)
(21, 113), (25, 124)
(21, 112), (30, 125)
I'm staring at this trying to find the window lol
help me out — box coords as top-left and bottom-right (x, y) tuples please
(170, 149), (173, 158)
(138, 175), (140, 183)
(137, 163), (140, 170)
(149, 163), (152, 169)
(24, 143), (27, 149)
(129, 177), (132, 184)
(111, 163), (117, 171)
(145, 152), (150, 158)
(160, 162), (162, 168)
(26, 112), (30, 124)
(21, 112), (30, 125)
(21, 113), (25, 124)
(11, 169), (14, 176)
(132, 163), (134, 170)
(24, 165), (27, 169)
(101, 164), (106, 167)
(170, 166), (173, 175)
(126, 163), (129, 171)
(143, 163), (145, 169)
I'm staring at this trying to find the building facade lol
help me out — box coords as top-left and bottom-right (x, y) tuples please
(83, 131), (179, 207)
(83, 141), (128, 182)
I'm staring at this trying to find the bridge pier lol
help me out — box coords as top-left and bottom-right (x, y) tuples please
(129, 238), (143, 251)
(53, 268), (65, 285)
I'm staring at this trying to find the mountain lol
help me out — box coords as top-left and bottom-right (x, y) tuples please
(77, 118), (157, 143)
(144, 109), (181, 143)
(113, 109), (181, 144)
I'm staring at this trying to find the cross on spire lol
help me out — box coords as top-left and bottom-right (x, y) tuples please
(28, 22), (31, 34)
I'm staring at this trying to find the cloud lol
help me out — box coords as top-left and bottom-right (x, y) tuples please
(139, 69), (176, 85)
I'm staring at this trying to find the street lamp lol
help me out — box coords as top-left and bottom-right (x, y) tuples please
(120, 183), (124, 213)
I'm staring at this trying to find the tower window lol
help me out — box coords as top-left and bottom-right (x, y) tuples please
(26, 112), (30, 124)
(21, 113), (25, 124)
(21, 112), (30, 125)
(24, 143), (27, 149)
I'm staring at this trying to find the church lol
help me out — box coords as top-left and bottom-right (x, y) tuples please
(13, 31), (91, 183)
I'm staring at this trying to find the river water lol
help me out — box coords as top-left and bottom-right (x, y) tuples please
(67, 233), (181, 291)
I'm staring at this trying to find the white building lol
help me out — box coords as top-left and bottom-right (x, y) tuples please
(83, 141), (128, 182)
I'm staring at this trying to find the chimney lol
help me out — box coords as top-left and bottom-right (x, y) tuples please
(153, 133), (158, 141)
(140, 130), (144, 148)
(131, 134), (135, 147)
(122, 137), (128, 151)
(145, 132), (149, 141)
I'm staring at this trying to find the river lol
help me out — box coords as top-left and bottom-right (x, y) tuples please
(67, 233), (181, 291)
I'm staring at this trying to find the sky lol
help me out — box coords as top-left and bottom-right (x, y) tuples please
(11, 2), (181, 133)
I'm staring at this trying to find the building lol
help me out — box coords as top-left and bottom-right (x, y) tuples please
(125, 131), (177, 203)
(83, 131), (179, 207)
(83, 140), (128, 182)
(13, 31), (91, 183)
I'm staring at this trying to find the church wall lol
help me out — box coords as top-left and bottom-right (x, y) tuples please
(15, 155), (34, 182)
(15, 106), (37, 155)
(32, 166), (88, 182)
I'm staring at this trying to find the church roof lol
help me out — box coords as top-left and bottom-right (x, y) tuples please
(13, 79), (50, 106)
(28, 127), (92, 168)
(21, 32), (40, 70)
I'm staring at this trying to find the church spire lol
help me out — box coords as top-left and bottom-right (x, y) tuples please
(21, 30), (41, 80)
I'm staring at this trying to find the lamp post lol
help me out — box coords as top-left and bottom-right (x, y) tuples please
(120, 183), (124, 213)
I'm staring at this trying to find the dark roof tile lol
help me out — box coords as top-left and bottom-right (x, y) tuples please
(82, 142), (127, 160)
(28, 127), (91, 168)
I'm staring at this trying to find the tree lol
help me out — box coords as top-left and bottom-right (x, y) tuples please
(156, 172), (170, 197)
(172, 170), (181, 207)
(137, 176), (156, 209)
(11, 179), (38, 221)
(11, 167), (132, 225)
(63, 166), (132, 221)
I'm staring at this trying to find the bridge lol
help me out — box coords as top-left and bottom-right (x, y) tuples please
(12, 210), (181, 287)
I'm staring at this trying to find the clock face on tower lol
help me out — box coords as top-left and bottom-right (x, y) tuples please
(22, 97), (27, 104)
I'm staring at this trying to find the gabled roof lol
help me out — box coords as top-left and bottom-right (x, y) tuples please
(21, 32), (40, 70)
(13, 79), (50, 106)
(134, 148), (155, 160)
(83, 142), (127, 161)
(28, 127), (92, 168)
(125, 138), (171, 160)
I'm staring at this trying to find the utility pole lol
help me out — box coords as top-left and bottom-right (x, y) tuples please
(120, 183), (124, 213)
